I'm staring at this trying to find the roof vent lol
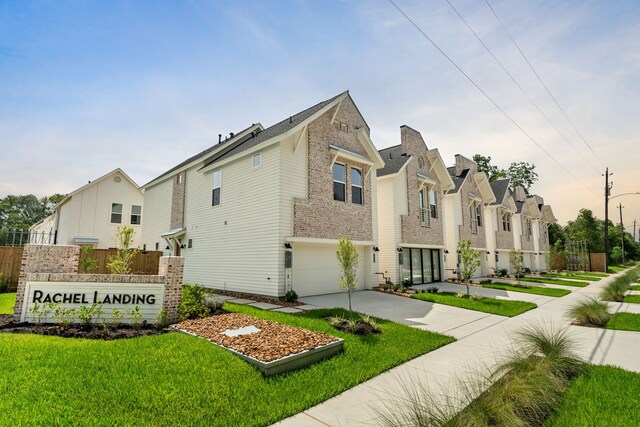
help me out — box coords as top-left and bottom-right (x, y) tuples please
(289, 116), (292, 123)
(218, 134), (222, 144)
(229, 132), (234, 138)
(400, 153), (408, 156)
(389, 152), (393, 159)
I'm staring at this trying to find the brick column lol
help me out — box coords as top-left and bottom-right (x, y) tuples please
(14, 244), (80, 321)
(159, 256), (184, 322)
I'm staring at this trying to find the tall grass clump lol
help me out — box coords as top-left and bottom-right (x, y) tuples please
(599, 268), (640, 302)
(376, 325), (582, 427)
(568, 298), (611, 327)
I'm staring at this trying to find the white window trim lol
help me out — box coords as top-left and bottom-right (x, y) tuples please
(333, 162), (346, 202)
(130, 204), (142, 226)
(212, 169), (222, 207)
(351, 166), (363, 205)
(110, 202), (124, 225)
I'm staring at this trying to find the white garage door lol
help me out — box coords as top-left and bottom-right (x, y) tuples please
(293, 243), (366, 297)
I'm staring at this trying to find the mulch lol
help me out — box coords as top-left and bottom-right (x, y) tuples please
(211, 290), (303, 307)
(0, 318), (168, 340)
(176, 313), (339, 362)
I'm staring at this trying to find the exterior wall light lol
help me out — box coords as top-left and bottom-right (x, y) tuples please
(373, 247), (380, 252)
(284, 243), (292, 249)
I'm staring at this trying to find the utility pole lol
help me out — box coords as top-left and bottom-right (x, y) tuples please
(603, 168), (611, 272)
(619, 203), (625, 265)
(634, 219), (637, 242)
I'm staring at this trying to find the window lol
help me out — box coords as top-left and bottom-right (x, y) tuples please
(476, 204), (482, 227)
(502, 212), (511, 232)
(526, 219), (532, 240)
(351, 167), (363, 205)
(418, 156), (425, 169)
(252, 153), (261, 168)
(419, 189), (429, 227)
(212, 170), (221, 206)
(188, 238), (193, 249)
(333, 163), (346, 202)
(177, 174), (183, 184)
(130, 205), (142, 225)
(110, 203), (122, 224)
(155, 242), (159, 251)
(429, 189), (437, 218)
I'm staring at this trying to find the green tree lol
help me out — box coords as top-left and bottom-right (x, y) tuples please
(107, 226), (139, 274)
(565, 209), (604, 253)
(457, 239), (481, 295)
(506, 162), (538, 194)
(336, 236), (359, 318)
(0, 193), (66, 230)
(509, 249), (524, 284)
(473, 154), (506, 181)
(547, 223), (565, 246)
(610, 246), (623, 264)
(78, 246), (98, 274)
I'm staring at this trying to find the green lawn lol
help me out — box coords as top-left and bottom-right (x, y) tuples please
(518, 277), (589, 287)
(544, 274), (600, 282)
(545, 365), (640, 426)
(0, 302), (454, 426)
(624, 295), (640, 304)
(630, 285), (640, 291)
(0, 292), (15, 314)
(605, 312), (640, 332)
(411, 292), (536, 317)
(482, 283), (570, 297)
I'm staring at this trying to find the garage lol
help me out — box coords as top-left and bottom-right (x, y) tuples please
(292, 243), (366, 297)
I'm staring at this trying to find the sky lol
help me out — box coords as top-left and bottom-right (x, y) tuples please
(1, 0), (639, 228)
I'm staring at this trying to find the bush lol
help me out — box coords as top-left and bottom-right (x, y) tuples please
(78, 246), (98, 274)
(426, 286), (439, 293)
(497, 268), (508, 277)
(470, 292), (482, 301)
(127, 305), (143, 329)
(0, 272), (8, 293)
(284, 289), (298, 302)
(402, 279), (413, 288)
(78, 303), (104, 326)
(178, 284), (211, 320)
(54, 305), (76, 327)
(204, 296), (224, 311)
(154, 308), (170, 328)
(569, 298), (611, 327)
(479, 279), (492, 285)
(107, 226), (139, 274)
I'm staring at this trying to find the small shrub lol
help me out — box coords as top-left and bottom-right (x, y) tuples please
(398, 287), (407, 293)
(524, 267), (532, 274)
(479, 279), (492, 285)
(128, 305), (143, 329)
(284, 289), (298, 302)
(569, 298), (611, 327)
(54, 305), (76, 327)
(327, 316), (345, 327)
(78, 303), (104, 326)
(455, 291), (466, 298)
(106, 226), (139, 274)
(78, 245), (98, 274)
(426, 286), (439, 293)
(110, 308), (124, 328)
(498, 268), (508, 277)
(204, 296), (223, 311)
(402, 279), (413, 288)
(29, 303), (43, 324)
(154, 308), (170, 328)
(470, 292), (482, 301)
(178, 284), (211, 320)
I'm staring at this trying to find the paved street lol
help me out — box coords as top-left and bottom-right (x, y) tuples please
(276, 271), (640, 426)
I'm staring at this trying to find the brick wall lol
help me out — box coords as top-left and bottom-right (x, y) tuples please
(398, 126), (445, 246)
(495, 208), (515, 250)
(293, 96), (374, 241)
(14, 245), (184, 323)
(457, 177), (487, 249)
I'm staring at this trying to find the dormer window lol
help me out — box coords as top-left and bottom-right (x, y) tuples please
(502, 212), (511, 232)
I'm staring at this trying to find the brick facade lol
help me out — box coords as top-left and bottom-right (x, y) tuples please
(520, 202), (535, 251)
(398, 126), (445, 246)
(457, 170), (487, 248)
(170, 171), (186, 230)
(495, 207), (515, 250)
(14, 245), (184, 323)
(293, 96), (374, 241)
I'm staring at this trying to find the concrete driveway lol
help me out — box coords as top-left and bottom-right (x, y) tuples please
(300, 289), (511, 339)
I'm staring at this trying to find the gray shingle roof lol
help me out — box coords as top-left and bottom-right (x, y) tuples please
(376, 145), (410, 177)
(202, 91), (347, 168)
(448, 167), (469, 193)
(489, 179), (511, 206)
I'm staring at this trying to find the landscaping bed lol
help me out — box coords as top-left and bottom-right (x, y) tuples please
(411, 292), (537, 317)
(176, 313), (338, 363)
(482, 283), (570, 297)
(211, 289), (302, 307)
(0, 322), (167, 340)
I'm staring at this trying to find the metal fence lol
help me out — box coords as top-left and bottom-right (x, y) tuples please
(0, 229), (55, 247)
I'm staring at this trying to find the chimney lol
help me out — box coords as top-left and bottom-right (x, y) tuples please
(454, 154), (477, 176)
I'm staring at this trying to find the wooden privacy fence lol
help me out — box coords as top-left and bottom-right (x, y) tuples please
(549, 253), (606, 272)
(0, 247), (163, 290)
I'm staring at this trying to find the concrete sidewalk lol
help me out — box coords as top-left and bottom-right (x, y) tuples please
(276, 271), (640, 426)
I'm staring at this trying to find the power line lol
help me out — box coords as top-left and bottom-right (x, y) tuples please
(443, 0), (600, 174)
(387, 0), (597, 196)
(484, 0), (604, 166)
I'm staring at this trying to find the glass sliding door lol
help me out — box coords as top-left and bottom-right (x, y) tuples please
(422, 249), (432, 283)
(411, 249), (422, 284)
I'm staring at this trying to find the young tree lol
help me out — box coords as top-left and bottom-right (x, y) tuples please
(509, 249), (525, 284)
(107, 226), (139, 274)
(336, 236), (359, 318)
(457, 239), (481, 295)
(78, 245), (98, 274)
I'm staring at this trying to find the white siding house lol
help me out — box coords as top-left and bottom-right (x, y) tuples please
(46, 169), (144, 249)
(141, 91), (384, 298)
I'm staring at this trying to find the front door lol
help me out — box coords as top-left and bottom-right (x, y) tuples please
(401, 248), (442, 284)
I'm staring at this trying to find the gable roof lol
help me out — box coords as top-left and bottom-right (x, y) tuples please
(376, 145), (410, 177)
(202, 92), (348, 168)
(489, 179), (511, 206)
(56, 168), (142, 210)
(447, 166), (469, 193)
